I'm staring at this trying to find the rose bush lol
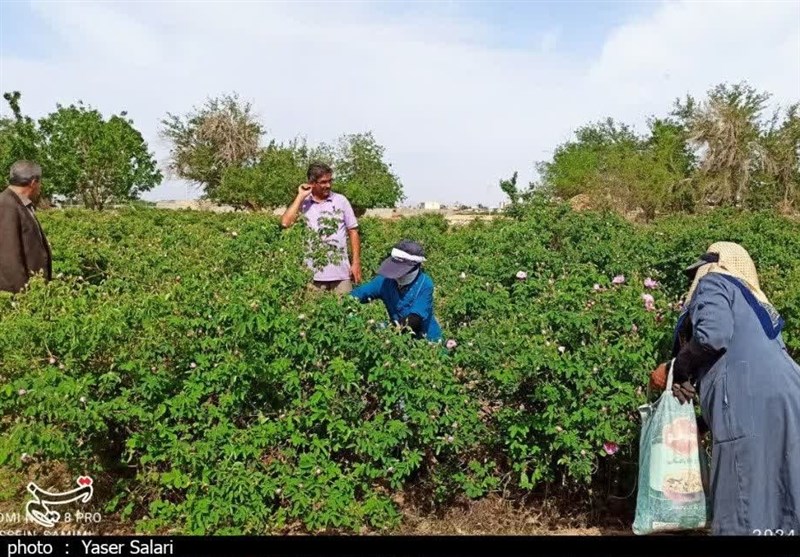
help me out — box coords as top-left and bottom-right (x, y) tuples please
(0, 201), (797, 533)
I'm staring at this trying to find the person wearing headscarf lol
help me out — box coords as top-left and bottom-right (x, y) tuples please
(350, 240), (442, 342)
(650, 242), (800, 535)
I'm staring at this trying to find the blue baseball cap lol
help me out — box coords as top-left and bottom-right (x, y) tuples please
(377, 240), (426, 279)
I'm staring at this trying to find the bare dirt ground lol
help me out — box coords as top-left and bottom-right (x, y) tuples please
(397, 495), (632, 536)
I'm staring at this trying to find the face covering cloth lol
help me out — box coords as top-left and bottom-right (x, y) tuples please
(396, 268), (419, 287)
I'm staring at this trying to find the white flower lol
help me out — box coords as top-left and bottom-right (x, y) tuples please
(298, 313), (306, 320)
(190, 362), (197, 369)
(516, 271), (528, 280)
(48, 357), (57, 365)
(558, 346), (566, 354)
(231, 231), (238, 237)
(18, 388), (27, 396)
(446, 435), (454, 443)
(80, 396), (87, 404)
(459, 272), (467, 280)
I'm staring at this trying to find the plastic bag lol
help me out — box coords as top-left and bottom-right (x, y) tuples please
(632, 361), (711, 535)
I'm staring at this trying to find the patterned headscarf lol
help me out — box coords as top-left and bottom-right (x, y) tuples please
(685, 242), (770, 305)
(684, 241), (783, 338)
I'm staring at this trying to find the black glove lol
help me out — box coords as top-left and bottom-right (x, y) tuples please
(398, 313), (424, 339)
(673, 337), (725, 385)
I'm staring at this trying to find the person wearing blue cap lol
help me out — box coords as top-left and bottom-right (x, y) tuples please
(350, 240), (442, 342)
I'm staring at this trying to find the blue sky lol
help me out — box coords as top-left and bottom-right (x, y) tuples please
(1, 1), (798, 206)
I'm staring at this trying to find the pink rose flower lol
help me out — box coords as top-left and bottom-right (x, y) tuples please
(641, 293), (655, 311)
(446, 339), (458, 349)
(603, 442), (619, 455)
(612, 275), (625, 285)
(644, 278), (659, 289)
(516, 271), (528, 280)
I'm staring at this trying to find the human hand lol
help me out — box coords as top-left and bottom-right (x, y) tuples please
(297, 183), (313, 198)
(351, 260), (362, 284)
(672, 380), (697, 405)
(649, 362), (668, 391)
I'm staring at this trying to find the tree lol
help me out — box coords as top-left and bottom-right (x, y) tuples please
(38, 102), (161, 210)
(215, 140), (308, 210)
(676, 82), (771, 207)
(760, 104), (800, 211)
(1, 92), (42, 187)
(499, 171), (520, 204)
(537, 118), (641, 201)
(320, 132), (404, 213)
(536, 118), (693, 220)
(160, 93), (263, 197)
(643, 117), (697, 213)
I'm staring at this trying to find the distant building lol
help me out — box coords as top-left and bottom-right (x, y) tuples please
(423, 201), (441, 211)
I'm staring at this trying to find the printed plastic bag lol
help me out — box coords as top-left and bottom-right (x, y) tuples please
(633, 362), (711, 535)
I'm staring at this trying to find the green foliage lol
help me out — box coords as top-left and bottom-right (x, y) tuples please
(1, 92), (160, 209)
(538, 118), (639, 200)
(215, 140), (307, 210)
(213, 131), (404, 213)
(0, 92), (41, 176)
(757, 104), (800, 210)
(37, 103), (161, 209)
(323, 132), (404, 212)
(537, 81), (799, 217)
(537, 118), (694, 220)
(1, 203), (798, 534)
